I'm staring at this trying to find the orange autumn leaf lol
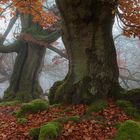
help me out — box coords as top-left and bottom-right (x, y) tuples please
(118, 0), (140, 38)
(0, 0), (57, 28)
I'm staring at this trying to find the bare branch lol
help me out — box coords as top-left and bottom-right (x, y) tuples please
(119, 76), (130, 88)
(1, 12), (19, 44)
(119, 66), (140, 88)
(120, 74), (140, 83)
(48, 45), (67, 59)
(20, 32), (68, 59)
(113, 33), (122, 41)
(0, 77), (10, 83)
(0, 42), (20, 53)
(0, 2), (13, 16)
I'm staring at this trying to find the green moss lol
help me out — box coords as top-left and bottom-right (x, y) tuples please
(16, 99), (49, 117)
(54, 118), (65, 123)
(116, 100), (133, 108)
(123, 88), (140, 96)
(54, 80), (70, 103)
(48, 81), (63, 104)
(114, 88), (140, 102)
(62, 107), (73, 113)
(3, 90), (16, 101)
(15, 91), (33, 102)
(4, 80), (42, 102)
(17, 117), (27, 124)
(22, 99), (48, 113)
(115, 120), (140, 140)
(65, 115), (80, 122)
(115, 123), (122, 129)
(29, 127), (40, 140)
(55, 115), (80, 123)
(15, 82), (42, 102)
(125, 107), (140, 119)
(50, 103), (61, 108)
(31, 99), (48, 104)
(0, 100), (21, 106)
(86, 100), (108, 114)
(13, 110), (23, 118)
(72, 77), (94, 104)
(116, 100), (140, 119)
(39, 122), (61, 140)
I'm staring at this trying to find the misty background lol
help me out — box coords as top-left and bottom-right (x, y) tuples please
(0, 0), (140, 98)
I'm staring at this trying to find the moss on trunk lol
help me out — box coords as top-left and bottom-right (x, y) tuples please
(4, 42), (45, 102)
(49, 0), (121, 104)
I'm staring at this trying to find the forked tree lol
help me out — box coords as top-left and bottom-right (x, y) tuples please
(0, 0), (61, 101)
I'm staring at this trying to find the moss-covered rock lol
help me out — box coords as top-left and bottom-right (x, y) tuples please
(122, 89), (140, 99)
(115, 120), (140, 140)
(39, 122), (61, 140)
(116, 100), (133, 108)
(116, 100), (140, 119)
(21, 99), (49, 113)
(86, 100), (108, 115)
(114, 88), (140, 111)
(29, 127), (40, 140)
(16, 99), (49, 117)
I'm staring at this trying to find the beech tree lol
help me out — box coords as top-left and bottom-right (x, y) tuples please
(0, 1), (62, 101)
(49, 0), (140, 104)
(0, 0), (139, 104)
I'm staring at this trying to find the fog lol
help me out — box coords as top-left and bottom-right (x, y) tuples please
(0, 1), (140, 98)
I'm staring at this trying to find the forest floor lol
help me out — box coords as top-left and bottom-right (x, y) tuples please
(0, 99), (136, 140)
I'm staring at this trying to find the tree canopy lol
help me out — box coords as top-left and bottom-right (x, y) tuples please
(0, 0), (57, 27)
(118, 0), (140, 38)
(0, 0), (139, 102)
(0, 0), (140, 37)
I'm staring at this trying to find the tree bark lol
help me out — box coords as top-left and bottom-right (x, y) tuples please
(3, 13), (54, 101)
(4, 41), (46, 102)
(2, 6), (61, 102)
(49, 0), (121, 104)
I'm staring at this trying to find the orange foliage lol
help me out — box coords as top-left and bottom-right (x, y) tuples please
(0, 100), (131, 140)
(0, 0), (57, 28)
(0, 0), (139, 37)
(118, 0), (140, 38)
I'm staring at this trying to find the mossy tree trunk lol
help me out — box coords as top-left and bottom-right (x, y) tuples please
(49, 0), (121, 104)
(4, 41), (45, 101)
(4, 13), (61, 102)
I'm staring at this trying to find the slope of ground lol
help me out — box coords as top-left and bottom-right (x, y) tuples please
(0, 99), (135, 140)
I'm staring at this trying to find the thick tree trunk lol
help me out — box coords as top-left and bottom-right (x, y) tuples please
(3, 10), (61, 102)
(4, 41), (45, 102)
(49, 0), (121, 104)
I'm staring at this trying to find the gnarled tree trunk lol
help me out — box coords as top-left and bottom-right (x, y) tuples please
(4, 13), (61, 102)
(49, 0), (121, 104)
(4, 41), (45, 101)
(0, 6), (61, 102)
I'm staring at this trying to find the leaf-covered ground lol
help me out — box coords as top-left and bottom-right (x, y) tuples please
(0, 99), (132, 140)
